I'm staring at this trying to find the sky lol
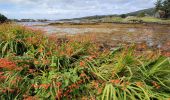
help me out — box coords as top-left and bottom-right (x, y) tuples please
(0, 0), (156, 20)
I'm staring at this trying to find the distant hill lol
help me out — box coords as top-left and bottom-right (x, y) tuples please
(60, 14), (119, 21)
(59, 8), (155, 21)
(126, 8), (155, 16)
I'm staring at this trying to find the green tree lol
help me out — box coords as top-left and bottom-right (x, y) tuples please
(0, 14), (7, 23)
(155, 0), (170, 18)
(120, 14), (126, 18)
(155, 0), (163, 11)
(137, 12), (145, 17)
(162, 0), (170, 18)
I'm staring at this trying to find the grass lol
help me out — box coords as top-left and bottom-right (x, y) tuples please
(126, 17), (170, 23)
(0, 23), (170, 100)
(140, 17), (165, 22)
(111, 17), (124, 22)
(122, 16), (170, 24)
(87, 16), (170, 23)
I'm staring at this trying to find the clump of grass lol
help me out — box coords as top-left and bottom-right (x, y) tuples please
(0, 23), (170, 99)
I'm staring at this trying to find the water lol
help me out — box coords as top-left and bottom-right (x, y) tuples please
(18, 22), (170, 50)
(18, 22), (117, 34)
(17, 22), (50, 26)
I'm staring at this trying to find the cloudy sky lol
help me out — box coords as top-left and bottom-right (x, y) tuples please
(0, 0), (156, 20)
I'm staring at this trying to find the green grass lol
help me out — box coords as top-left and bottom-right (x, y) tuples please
(101, 16), (170, 23)
(138, 17), (170, 23)
(140, 17), (163, 22)
(124, 16), (170, 23)
(111, 17), (124, 22)
(0, 23), (170, 100)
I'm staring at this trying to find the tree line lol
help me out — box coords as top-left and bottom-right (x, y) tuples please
(155, 0), (170, 18)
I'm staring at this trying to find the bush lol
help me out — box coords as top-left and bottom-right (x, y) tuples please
(0, 14), (7, 23)
(120, 14), (127, 18)
(137, 12), (146, 17)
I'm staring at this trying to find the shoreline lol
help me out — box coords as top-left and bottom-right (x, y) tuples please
(48, 21), (170, 27)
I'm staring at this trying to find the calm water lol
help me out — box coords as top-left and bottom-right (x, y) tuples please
(18, 22), (119, 34)
(17, 22), (50, 26)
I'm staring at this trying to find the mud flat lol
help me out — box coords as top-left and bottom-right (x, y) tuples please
(19, 22), (170, 56)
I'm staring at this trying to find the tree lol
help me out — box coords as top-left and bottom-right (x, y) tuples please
(162, 0), (170, 18)
(0, 14), (7, 23)
(137, 12), (145, 17)
(155, 0), (170, 18)
(155, 0), (163, 12)
(120, 14), (127, 18)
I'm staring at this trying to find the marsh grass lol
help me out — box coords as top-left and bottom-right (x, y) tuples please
(0, 23), (170, 100)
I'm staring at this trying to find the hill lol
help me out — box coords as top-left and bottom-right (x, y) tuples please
(60, 14), (119, 21)
(126, 8), (155, 16)
(59, 8), (155, 21)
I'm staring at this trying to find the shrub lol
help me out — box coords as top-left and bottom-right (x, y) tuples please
(120, 14), (127, 18)
(0, 14), (7, 23)
(137, 12), (146, 17)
